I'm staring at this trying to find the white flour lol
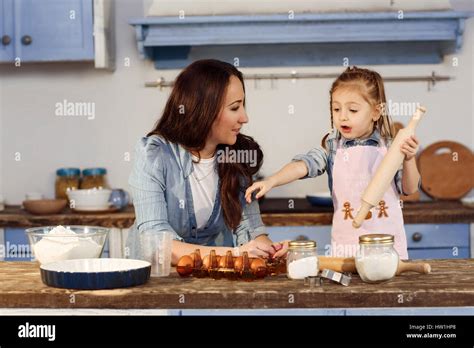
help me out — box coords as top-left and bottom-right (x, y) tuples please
(33, 226), (102, 264)
(355, 253), (398, 282)
(288, 256), (319, 279)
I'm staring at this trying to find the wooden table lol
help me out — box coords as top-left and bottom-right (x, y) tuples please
(1, 259), (473, 311)
(0, 200), (473, 228)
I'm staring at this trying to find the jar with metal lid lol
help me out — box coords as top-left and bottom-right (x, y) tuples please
(286, 240), (319, 279)
(55, 168), (80, 199)
(355, 234), (399, 283)
(80, 168), (109, 189)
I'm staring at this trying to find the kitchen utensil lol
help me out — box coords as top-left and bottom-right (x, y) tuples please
(40, 258), (151, 289)
(353, 106), (426, 228)
(306, 191), (333, 206)
(140, 230), (173, 277)
(23, 199), (67, 215)
(26, 225), (109, 265)
(318, 256), (431, 276)
(418, 141), (474, 199)
(392, 122), (420, 202)
(109, 189), (130, 210)
(66, 188), (112, 210)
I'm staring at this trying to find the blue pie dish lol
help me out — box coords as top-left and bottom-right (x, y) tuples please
(40, 258), (151, 290)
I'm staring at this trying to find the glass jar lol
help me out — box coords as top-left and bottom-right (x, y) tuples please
(286, 240), (319, 279)
(55, 168), (80, 199)
(355, 234), (399, 283)
(80, 168), (108, 189)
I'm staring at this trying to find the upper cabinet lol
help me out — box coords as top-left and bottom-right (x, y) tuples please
(130, 11), (473, 69)
(0, 0), (115, 68)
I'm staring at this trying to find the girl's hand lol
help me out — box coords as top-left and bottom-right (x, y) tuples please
(272, 240), (290, 259)
(400, 135), (419, 161)
(245, 179), (274, 204)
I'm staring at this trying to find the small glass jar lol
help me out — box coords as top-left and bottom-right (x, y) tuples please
(355, 234), (399, 283)
(80, 168), (108, 189)
(287, 240), (319, 280)
(55, 168), (80, 199)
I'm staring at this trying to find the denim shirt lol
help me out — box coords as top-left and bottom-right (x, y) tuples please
(292, 129), (414, 196)
(126, 135), (267, 259)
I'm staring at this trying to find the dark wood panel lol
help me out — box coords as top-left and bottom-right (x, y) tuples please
(0, 200), (472, 228)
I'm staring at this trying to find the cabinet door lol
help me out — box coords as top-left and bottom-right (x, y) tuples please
(0, 0), (14, 61)
(15, 0), (93, 62)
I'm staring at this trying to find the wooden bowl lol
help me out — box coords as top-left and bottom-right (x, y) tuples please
(23, 199), (68, 215)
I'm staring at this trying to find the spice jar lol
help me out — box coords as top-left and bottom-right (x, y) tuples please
(55, 168), (80, 199)
(287, 240), (319, 280)
(80, 168), (108, 189)
(355, 234), (399, 283)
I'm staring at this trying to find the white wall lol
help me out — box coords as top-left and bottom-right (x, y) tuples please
(0, 0), (472, 204)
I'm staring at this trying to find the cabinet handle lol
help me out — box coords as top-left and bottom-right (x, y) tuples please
(1, 35), (11, 46)
(412, 232), (423, 242)
(21, 35), (32, 45)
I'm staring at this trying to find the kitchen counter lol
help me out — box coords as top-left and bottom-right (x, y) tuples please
(0, 200), (473, 228)
(0, 259), (473, 309)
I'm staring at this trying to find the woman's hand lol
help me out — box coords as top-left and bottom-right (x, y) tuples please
(238, 239), (276, 258)
(400, 135), (419, 162)
(245, 179), (275, 204)
(271, 240), (290, 259)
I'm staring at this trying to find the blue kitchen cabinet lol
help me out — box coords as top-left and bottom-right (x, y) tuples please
(266, 223), (471, 259)
(0, 0), (93, 62)
(0, 0), (14, 61)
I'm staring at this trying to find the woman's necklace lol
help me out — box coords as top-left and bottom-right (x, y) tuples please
(192, 167), (215, 182)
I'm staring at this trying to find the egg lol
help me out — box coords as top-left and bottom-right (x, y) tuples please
(250, 258), (267, 278)
(176, 255), (193, 277)
(234, 256), (243, 272)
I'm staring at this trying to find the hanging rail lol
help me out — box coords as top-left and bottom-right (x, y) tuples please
(145, 71), (452, 91)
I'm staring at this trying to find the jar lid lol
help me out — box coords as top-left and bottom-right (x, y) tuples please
(82, 168), (107, 176)
(359, 234), (394, 245)
(288, 240), (317, 249)
(56, 168), (80, 177)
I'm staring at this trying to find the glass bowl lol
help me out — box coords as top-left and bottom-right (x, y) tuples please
(25, 225), (109, 265)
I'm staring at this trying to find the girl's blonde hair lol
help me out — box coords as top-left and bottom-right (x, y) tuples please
(322, 66), (394, 148)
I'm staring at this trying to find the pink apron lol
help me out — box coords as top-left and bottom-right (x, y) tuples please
(331, 138), (408, 259)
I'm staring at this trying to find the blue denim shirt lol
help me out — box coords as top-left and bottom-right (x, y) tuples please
(292, 129), (412, 195)
(126, 135), (267, 259)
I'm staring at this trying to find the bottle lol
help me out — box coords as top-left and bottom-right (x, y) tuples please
(355, 234), (399, 283)
(80, 168), (108, 189)
(55, 168), (80, 199)
(286, 240), (319, 280)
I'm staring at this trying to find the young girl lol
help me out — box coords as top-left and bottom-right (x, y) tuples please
(246, 66), (421, 260)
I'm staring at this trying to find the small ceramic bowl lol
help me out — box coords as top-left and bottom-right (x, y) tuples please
(23, 199), (68, 215)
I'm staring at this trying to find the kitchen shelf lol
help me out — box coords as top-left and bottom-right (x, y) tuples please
(129, 11), (472, 68)
(0, 200), (473, 228)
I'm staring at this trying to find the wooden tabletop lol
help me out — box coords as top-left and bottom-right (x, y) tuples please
(0, 199), (473, 228)
(1, 259), (473, 309)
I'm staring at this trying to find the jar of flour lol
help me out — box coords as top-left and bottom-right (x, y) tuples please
(355, 234), (399, 283)
(287, 240), (319, 280)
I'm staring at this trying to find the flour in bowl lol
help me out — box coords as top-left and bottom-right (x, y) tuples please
(33, 225), (103, 264)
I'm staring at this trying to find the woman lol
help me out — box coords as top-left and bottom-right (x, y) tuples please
(127, 59), (284, 264)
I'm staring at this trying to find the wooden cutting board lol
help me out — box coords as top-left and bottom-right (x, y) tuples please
(418, 141), (474, 199)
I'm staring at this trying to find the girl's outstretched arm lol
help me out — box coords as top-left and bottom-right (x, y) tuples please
(245, 161), (308, 203)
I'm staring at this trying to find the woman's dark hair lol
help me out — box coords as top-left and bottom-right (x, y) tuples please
(147, 59), (263, 230)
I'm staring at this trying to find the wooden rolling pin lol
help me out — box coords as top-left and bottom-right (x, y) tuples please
(352, 106), (426, 228)
(319, 256), (431, 276)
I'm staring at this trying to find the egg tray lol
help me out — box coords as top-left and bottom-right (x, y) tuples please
(176, 249), (286, 281)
